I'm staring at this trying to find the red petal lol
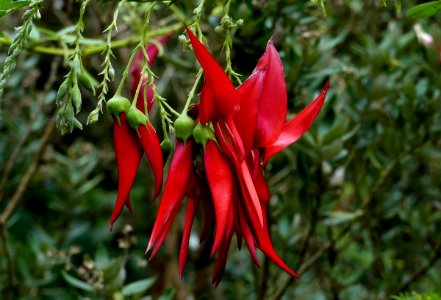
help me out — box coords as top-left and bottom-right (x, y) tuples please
(263, 81), (329, 164)
(200, 184), (215, 243)
(212, 214), (234, 286)
(138, 123), (164, 199)
(131, 37), (170, 113)
(239, 208), (260, 267)
(185, 26), (239, 124)
(149, 204), (180, 260)
(254, 168), (270, 203)
(238, 161), (264, 228)
(147, 140), (194, 252)
(254, 40), (288, 147)
(234, 70), (264, 155)
(213, 116), (245, 166)
(204, 141), (234, 257)
(110, 114), (142, 230)
(179, 197), (199, 278)
(242, 201), (300, 279)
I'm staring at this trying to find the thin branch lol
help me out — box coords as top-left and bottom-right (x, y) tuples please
(0, 112), (56, 298)
(0, 114), (56, 226)
(270, 157), (400, 300)
(0, 225), (15, 298)
(0, 57), (61, 202)
(0, 24), (182, 57)
(388, 241), (441, 296)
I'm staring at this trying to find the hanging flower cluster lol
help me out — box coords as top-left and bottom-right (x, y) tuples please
(107, 28), (329, 285)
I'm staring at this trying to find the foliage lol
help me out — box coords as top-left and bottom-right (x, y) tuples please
(1, 0), (441, 299)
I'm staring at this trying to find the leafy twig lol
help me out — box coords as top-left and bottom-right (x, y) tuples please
(0, 56), (61, 203)
(388, 241), (441, 296)
(0, 0), (43, 119)
(215, 0), (243, 84)
(87, 0), (127, 125)
(55, 0), (92, 135)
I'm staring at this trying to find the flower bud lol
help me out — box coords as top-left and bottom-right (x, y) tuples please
(174, 114), (195, 143)
(71, 84), (82, 113)
(108, 66), (115, 81)
(106, 94), (131, 125)
(56, 80), (68, 105)
(126, 106), (147, 131)
(193, 123), (215, 149)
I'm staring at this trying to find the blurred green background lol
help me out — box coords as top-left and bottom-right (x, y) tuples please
(1, 0), (441, 299)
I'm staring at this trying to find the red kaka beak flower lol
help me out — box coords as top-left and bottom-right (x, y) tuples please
(184, 28), (330, 282)
(108, 38), (168, 230)
(184, 28), (304, 281)
(186, 26), (264, 228)
(146, 29), (328, 285)
(130, 36), (170, 113)
(233, 40), (329, 206)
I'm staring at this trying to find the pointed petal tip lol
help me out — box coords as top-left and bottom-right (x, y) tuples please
(146, 240), (153, 254)
(324, 80), (330, 90)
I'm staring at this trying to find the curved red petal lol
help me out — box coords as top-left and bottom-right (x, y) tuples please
(254, 168), (270, 203)
(212, 215), (234, 286)
(200, 184), (215, 243)
(110, 114), (142, 230)
(138, 123), (164, 199)
(214, 117), (245, 166)
(147, 140), (194, 252)
(186, 26), (239, 123)
(179, 197), (199, 278)
(238, 161), (264, 228)
(148, 203), (180, 260)
(263, 81), (329, 164)
(254, 40), (288, 147)
(242, 201), (299, 279)
(234, 70), (264, 155)
(204, 141), (234, 257)
(239, 208), (260, 267)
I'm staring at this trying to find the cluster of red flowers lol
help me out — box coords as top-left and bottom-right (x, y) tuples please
(107, 28), (329, 284)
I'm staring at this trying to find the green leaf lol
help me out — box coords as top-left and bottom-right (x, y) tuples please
(158, 288), (176, 300)
(61, 271), (94, 292)
(322, 210), (364, 226)
(121, 277), (157, 297)
(0, 0), (30, 18)
(406, 1), (441, 19)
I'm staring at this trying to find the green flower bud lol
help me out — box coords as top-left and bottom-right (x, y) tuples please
(193, 123), (215, 149)
(174, 114), (196, 143)
(160, 137), (172, 153)
(106, 94), (131, 125)
(126, 106), (147, 131)
(71, 84), (82, 114)
(108, 66), (115, 81)
(56, 80), (68, 105)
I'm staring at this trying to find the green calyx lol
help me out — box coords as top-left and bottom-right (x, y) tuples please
(193, 122), (216, 149)
(126, 106), (148, 131)
(106, 94), (131, 125)
(174, 114), (196, 143)
(160, 137), (172, 153)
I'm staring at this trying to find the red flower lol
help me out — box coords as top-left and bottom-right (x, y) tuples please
(108, 38), (168, 230)
(130, 36), (170, 114)
(146, 28), (329, 284)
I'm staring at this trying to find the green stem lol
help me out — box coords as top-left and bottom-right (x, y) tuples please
(115, 46), (140, 96)
(0, 24), (183, 57)
(181, 69), (203, 115)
